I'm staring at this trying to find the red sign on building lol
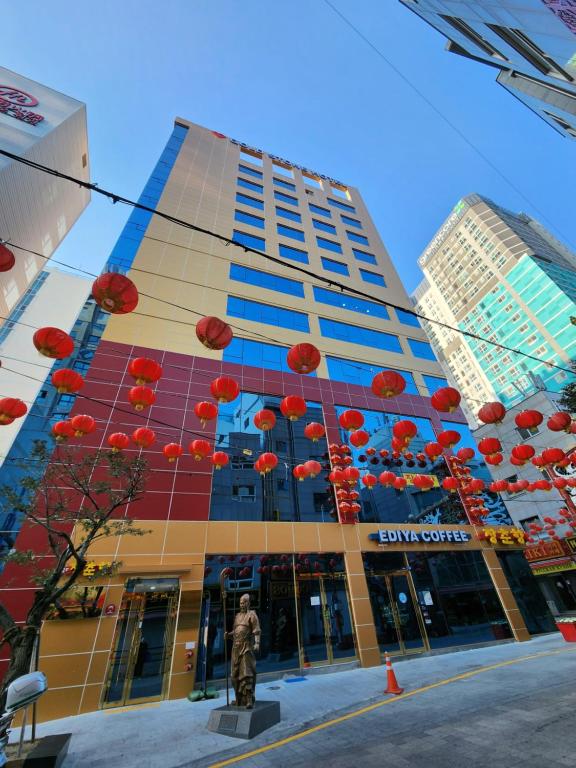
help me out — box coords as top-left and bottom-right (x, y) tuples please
(0, 85), (44, 126)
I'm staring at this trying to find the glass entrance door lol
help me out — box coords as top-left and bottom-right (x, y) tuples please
(297, 574), (356, 667)
(103, 578), (179, 708)
(367, 570), (428, 655)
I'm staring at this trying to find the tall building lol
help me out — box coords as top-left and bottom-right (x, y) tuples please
(399, 1), (576, 138)
(0, 66), (90, 324)
(412, 193), (576, 421)
(0, 121), (553, 721)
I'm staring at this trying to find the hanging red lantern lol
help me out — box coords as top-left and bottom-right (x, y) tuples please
(0, 243), (15, 272)
(132, 427), (156, 447)
(92, 273), (138, 314)
(51, 420), (75, 442)
(477, 437), (502, 457)
(490, 479), (508, 493)
(431, 387), (461, 413)
(371, 370), (406, 398)
(515, 410), (543, 430)
(379, 449), (389, 458)
(163, 443), (183, 462)
(196, 316), (233, 350)
(477, 402), (506, 425)
(553, 477), (568, 490)
(304, 422), (325, 442)
(534, 479), (552, 492)
(511, 444), (535, 463)
(0, 397), (27, 424)
(542, 447), (565, 465)
(485, 453), (504, 466)
(329, 469), (346, 486)
(547, 411), (572, 432)
(194, 400), (218, 427)
(293, 464), (309, 482)
(366, 447), (376, 457)
(442, 477), (459, 493)
(532, 455), (547, 469)
(456, 447), (475, 463)
(70, 414), (96, 436)
(128, 357), (163, 385)
(393, 477), (407, 491)
(468, 478), (485, 493)
(107, 433), (130, 452)
(425, 442), (443, 461)
(338, 409), (364, 432)
(189, 439), (211, 461)
(212, 451), (229, 469)
(128, 385), (156, 411)
(413, 474), (434, 491)
(362, 473), (377, 489)
(280, 395), (306, 421)
(349, 429), (369, 448)
(350, 502), (361, 515)
(286, 343), (321, 374)
(259, 452), (278, 473)
(437, 430), (461, 449)
(33, 327), (74, 359)
(304, 460), (322, 478)
(343, 466), (360, 484)
(210, 376), (239, 403)
(51, 368), (84, 394)
(393, 420), (418, 442)
(254, 409), (276, 431)
(379, 470), (396, 487)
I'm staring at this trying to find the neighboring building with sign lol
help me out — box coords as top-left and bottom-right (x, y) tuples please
(399, 0), (576, 139)
(0, 120), (555, 721)
(0, 66), (90, 327)
(525, 538), (576, 613)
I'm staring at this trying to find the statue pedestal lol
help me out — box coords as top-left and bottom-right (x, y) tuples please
(207, 701), (280, 739)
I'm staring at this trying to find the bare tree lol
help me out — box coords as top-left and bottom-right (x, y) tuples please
(0, 444), (148, 708)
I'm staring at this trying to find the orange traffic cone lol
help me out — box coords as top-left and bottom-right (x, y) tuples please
(384, 652), (404, 695)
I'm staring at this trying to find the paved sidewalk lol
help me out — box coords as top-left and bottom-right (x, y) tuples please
(9, 633), (573, 768)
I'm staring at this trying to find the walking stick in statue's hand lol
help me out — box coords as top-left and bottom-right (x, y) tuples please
(219, 567), (232, 707)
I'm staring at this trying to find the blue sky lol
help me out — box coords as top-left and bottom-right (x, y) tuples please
(4, 0), (575, 293)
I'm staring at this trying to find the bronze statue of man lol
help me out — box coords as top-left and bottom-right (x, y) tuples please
(226, 594), (261, 708)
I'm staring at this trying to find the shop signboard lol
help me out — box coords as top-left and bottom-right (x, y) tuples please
(524, 539), (570, 562)
(565, 536), (576, 554)
(369, 527), (472, 545)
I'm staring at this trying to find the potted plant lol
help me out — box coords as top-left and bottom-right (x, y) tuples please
(556, 617), (576, 642)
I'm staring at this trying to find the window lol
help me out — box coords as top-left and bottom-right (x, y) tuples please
(359, 269), (386, 287)
(440, 15), (507, 60)
(326, 356), (418, 393)
(312, 219), (337, 234)
(487, 25), (572, 81)
(407, 339), (436, 360)
(273, 163), (293, 177)
(223, 338), (295, 374)
(313, 286), (389, 319)
(516, 425), (540, 440)
(309, 203), (331, 218)
(279, 243), (309, 264)
(229, 264), (304, 298)
(277, 223), (305, 242)
(327, 197), (356, 213)
(274, 190), (298, 206)
(237, 177), (263, 194)
(395, 308), (421, 328)
(346, 230), (369, 245)
(239, 149), (262, 166)
(238, 164), (263, 178)
(341, 215), (362, 228)
(316, 236), (343, 254)
(422, 375), (449, 395)
(303, 174), (322, 188)
(276, 206), (301, 223)
(273, 177), (296, 191)
(352, 248), (377, 265)
(236, 192), (264, 210)
(321, 257), (349, 276)
(235, 210), (265, 229)
(233, 229), (265, 251)
(320, 318), (402, 353)
(227, 296), (309, 332)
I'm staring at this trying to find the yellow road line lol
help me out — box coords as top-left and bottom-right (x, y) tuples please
(208, 646), (576, 767)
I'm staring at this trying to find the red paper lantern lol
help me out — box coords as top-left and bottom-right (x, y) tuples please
(477, 437), (502, 457)
(468, 478), (485, 494)
(343, 466), (360, 484)
(51, 420), (75, 442)
(254, 409), (276, 431)
(92, 273), (138, 314)
(210, 376), (239, 404)
(132, 427), (156, 447)
(189, 439), (211, 461)
(362, 473), (378, 489)
(0, 243), (15, 272)
(425, 442), (443, 461)
(485, 453), (504, 466)
(456, 447), (475, 463)
(194, 400), (218, 427)
(477, 402), (506, 425)
(553, 477), (568, 490)
(393, 477), (407, 491)
(371, 370), (406, 398)
(163, 443), (183, 462)
(413, 474), (434, 491)
(196, 316), (233, 350)
(304, 460), (322, 478)
(379, 470), (396, 487)
(490, 479), (508, 493)
(212, 451), (229, 469)
(431, 387), (461, 413)
(280, 395), (306, 422)
(287, 343), (321, 374)
(547, 411), (572, 432)
(349, 429), (369, 448)
(128, 385), (156, 411)
(515, 410), (543, 430)
(511, 444), (535, 463)
(70, 414), (96, 436)
(542, 447), (565, 465)
(0, 397), (27, 425)
(259, 452), (278, 473)
(532, 455), (547, 469)
(128, 357), (163, 385)
(329, 468), (346, 486)
(437, 430), (461, 449)
(339, 409), (364, 432)
(107, 432), (130, 452)
(442, 477), (459, 492)
(51, 368), (84, 394)
(293, 464), (309, 482)
(533, 479), (552, 492)
(304, 422), (325, 442)
(393, 420), (418, 442)
(33, 327), (74, 359)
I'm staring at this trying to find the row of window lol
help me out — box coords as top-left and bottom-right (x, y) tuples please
(237, 188), (362, 229)
(233, 208), (369, 246)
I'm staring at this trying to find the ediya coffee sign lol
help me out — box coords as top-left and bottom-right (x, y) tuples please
(0, 85), (44, 126)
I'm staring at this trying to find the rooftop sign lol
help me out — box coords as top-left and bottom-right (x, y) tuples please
(0, 85), (44, 126)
